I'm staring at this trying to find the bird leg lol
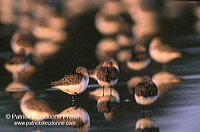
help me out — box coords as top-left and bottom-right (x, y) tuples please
(148, 105), (152, 118)
(110, 86), (112, 96)
(102, 86), (105, 96)
(12, 72), (20, 82)
(71, 95), (76, 106)
(142, 105), (145, 118)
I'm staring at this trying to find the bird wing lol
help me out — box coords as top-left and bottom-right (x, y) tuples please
(6, 54), (27, 64)
(158, 44), (180, 53)
(131, 51), (149, 61)
(135, 82), (158, 97)
(97, 67), (119, 82)
(51, 73), (83, 86)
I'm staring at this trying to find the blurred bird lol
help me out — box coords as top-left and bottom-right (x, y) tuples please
(95, 38), (120, 61)
(95, 12), (127, 36)
(20, 91), (57, 121)
(126, 44), (151, 71)
(149, 38), (182, 69)
(51, 67), (89, 102)
(11, 31), (35, 55)
(127, 76), (142, 94)
(134, 76), (158, 117)
(5, 49), (30, 82)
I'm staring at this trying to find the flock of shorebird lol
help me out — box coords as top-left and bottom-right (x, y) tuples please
(4, 32), (182, 131)
(2, 1), (185, 131)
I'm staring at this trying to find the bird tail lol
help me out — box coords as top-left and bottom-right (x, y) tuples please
(51, 81), (61, 88)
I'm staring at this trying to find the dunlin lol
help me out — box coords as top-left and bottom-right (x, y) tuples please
(5, 49), (30, 82)
(51, 67), (89, 102)
(11, 31), (35, 55)
(134, 76), (158, 117)
(96, 60), (119, 87)
(20, 91), (57, 121)
(127, 44), (151, 71)
(149, 37), (182, 69)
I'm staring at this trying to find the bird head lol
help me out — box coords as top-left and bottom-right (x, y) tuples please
(141, 76), (153, 83)
(76, 67), (89, 76)
(102, 60), (113, 67)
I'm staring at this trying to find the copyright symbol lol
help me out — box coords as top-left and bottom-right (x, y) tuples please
(5, 114), (11, 119)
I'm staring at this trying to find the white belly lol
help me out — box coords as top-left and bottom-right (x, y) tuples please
(20, 102), (50, 121)
(55, 78), (89, 95)
(126, 58), (151, 71)
(134, 95), (158, 105)
(150, 49), (180, 63)
(97, 79), (118, 87)
(5, 62), (29, 73)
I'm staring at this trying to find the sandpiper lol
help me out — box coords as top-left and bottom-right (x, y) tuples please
(95, 12), (126, 36)
(89, 58), (119, 80)
(126, 44), (151, 71)
(134, 76), (158, 117)
(149, 37), (182, 69)
(20, 91), (57, 121)
(95, 59), (120, 96)
(5, 49), (30, 82)
(51, 67), (89, 102)
(11, 31), (35, 55)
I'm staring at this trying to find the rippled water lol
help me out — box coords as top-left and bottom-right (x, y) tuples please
(1, 10), (200, 132)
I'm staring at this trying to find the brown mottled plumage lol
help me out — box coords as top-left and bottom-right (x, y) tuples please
(51, 73), (84, 86)
(135, 76), (158, 97)
(6, 49), (29, 64)
(96, 60), (120, 88)
(97, 67), (119, 82)
(51, 67), (89, 97)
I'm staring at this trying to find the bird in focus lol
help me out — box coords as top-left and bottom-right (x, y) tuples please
(51, 67), (89, 103)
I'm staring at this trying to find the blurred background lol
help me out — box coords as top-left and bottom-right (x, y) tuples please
(1, 0), (200, 132)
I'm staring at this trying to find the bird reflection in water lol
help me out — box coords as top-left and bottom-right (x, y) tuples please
(89, 87), (120, 120)
(97, 95), (120, 120)
(5, 81), (30, 99)
(55, 106), (90, 132)
(89, 87), (120, 101)
(152, 71), (181, 97)
(135, 118), (159, 132)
